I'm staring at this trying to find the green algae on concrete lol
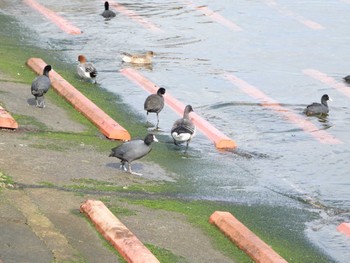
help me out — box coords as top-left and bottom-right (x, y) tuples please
(0, 11), (335, 263)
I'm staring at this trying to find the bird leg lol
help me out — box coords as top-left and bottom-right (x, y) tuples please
(127, 163), (142, 176)
(184, 141), (190, 154)
(156, 113), (160, 130)
(120, 161), (127, 171)
(37, 97), (45, 108)
(40, 98), (46, 108)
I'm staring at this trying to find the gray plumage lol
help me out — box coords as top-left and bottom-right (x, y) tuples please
(171, 105), (195, 153)
(109, 134), (158, 175)
(144, 87), (166, 129)
(101, 1), (116, 18)
(304, 94), (331, 116)
(31, 65), (52, 108)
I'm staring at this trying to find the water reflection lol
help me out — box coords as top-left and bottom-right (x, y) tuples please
(2, 1), (350, 261)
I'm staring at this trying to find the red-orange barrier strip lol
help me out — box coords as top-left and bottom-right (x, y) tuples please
(337, 222), (350, 237)
(108, 0), (162, 33)
(223, 73), (342, 144)
(303, 69), (350, 99)
(26, 58), (131, 141)
(264, 0), (324, 30)
(120, 68), (237, 149)
(0, 106), (18, 129)
(183, 1), (243, 32)
(80, 200), (160, 263)
(209, 211), (288, 263)
(23, 0), (81, 35)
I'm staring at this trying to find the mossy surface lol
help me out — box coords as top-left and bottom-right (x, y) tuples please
(0, 12), (334, 263)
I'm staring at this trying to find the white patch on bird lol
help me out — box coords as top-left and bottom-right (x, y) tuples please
(172, 132), (192, 142)
(153, 135), (159, 142)
(122, 56), (132, 63)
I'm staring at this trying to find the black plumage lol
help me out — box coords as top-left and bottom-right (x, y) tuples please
(31, 65), (52, 108)
(144, 87), (166, 129)
(304, 94), (331, 116)
(109, 134), (158, 175)
(101, 1), (116, 19)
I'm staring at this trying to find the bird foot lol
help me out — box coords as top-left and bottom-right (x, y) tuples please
(37, 101), (45, 108)
(129, 171), (143, 176)
(120, 164), (127, 172)
(148, 126), (162, 132)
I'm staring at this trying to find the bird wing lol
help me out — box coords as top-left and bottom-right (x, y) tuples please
(85, 63), (97, 78)
(171, 119), (195, 135)
(110, 140), (151, 162)
(144, 94), (164, 112)
(31, 75), (51, 95)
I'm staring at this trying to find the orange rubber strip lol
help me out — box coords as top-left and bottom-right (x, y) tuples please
(303, 69), (350, 99)
(108, 0), (162, 33)
(0, 106), (18, 129)
(120, 68), (237, 149)
(80, 200), (160, 263)
(224, 73), (342, 144)
(23, 0), (81, 35)
(264, 0), (324, 30)
(337, 222), (350, 237)
(26, 58), (130, 141)
(209, 211), (288, 263)
(184, 1), (243, 32)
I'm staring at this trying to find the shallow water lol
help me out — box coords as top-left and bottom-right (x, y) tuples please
(2, 0), (350, 262)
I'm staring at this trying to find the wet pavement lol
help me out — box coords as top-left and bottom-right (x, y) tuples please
(1, 0), (350, 262)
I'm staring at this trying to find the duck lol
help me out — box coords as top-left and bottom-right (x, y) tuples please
(121, 51), (154, 64)
(101, 1), (116, 19)
(31, 65), (52, 108)
(171, 105), (196, 153)
(109, 134), (158, 175)
(144, 87), (166, 129)
(77, 55), (97, 83)
(304, 94), (332, 116)
(344, 75), (350, 83)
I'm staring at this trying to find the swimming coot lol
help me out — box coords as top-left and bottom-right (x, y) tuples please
(171, 105), (196, 153)
(304, 94), (332, 116)
(144, 87), (166, 129)
(101, 1), (116, 19)
(109, 134), (158, 175)
(31, 65), (52, 108)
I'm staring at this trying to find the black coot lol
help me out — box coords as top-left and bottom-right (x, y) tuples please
(304, 94), (332, 116)
(109, 134), (158, 175)
(101, 1), (116, 19)
(31, 65), (52, 108)
(144, 87), (166, 129)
